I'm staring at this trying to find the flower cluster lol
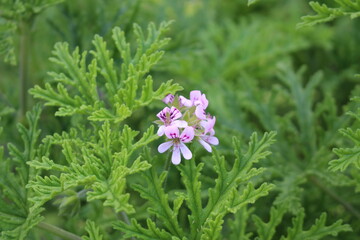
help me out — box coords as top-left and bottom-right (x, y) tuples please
(155, 90), (219, 165)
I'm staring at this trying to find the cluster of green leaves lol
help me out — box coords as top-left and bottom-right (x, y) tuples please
(114, 133), (276, 239)
(0, 21), (181, 239)
(330, 95), (360, 191)
(152, 0), (360, 238)
(30, 21), (180, 121)
(0, 0), (64, 64)
(299, 0), (360, 28)
(1, 0), (360, 239)
(0, 104), (46, 239)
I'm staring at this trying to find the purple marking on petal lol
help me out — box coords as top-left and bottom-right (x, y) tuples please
(179, 142), (192, 159)
(190, 90), (202, 102)
(180, 127), (194, 143)
(157, 107), (170, 122)
(170, 106), (182, 120)
(162, 94), (174, 104)
(165, 125), (180, 139)
(158, 141), (173, 153)
(172, 146), (181, 165)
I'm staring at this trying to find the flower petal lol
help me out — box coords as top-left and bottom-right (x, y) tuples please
(165, 125), (180, 139)
(179, 142), (192, 159)
(202, 135), (219, 145)
(190, 90), (202, 102)
(198, 139), (212, 152)
(170, 106), (182, 120)
(208, 136), (219, 145)
(179, 96), (192, 107)
(158, 141), (173, 153)
(173, 120), (188, 128)
(180, 126), (195, 143)
(201, 116), (216, 134)
(195, 106), (206, 120)
(162, 94), (174, 104)
(200, 94), (209, 109)
(157, 125), (165, 136)
(171, 146), (181, 165)
(156, 107), (170, 122)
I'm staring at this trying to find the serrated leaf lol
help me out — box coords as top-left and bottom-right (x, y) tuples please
(253, 206), (287, 240)
(280, 210), (352, 240)
(131, 153), (184, 237)
(82, 220), (104, 240)
(298, 0), (360, 28)
(228, 182), (274, 213)
(113, 218), (172, 240)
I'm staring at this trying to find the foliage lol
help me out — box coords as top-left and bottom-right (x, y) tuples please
(0, 0), (360, 239)
(299, 0), (360, 28)
(329, 96), (360, 192)
(0, 104), (45, 239)
(114, 133), (277, 239)
(0, 0), (64, 64)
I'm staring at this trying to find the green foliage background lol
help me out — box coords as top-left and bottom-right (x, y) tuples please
(1, 0), (360, 239)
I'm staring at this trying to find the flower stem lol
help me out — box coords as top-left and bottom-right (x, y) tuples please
(37, 222), (83, 240)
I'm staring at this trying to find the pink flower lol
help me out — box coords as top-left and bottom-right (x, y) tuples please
(201, 116), (216, 135)
(162, 94), (174, 104)
(156, 106), (187, 136)
(179, 90), (208, 120)
(198, 132), (219, 152)
(198, 116), (218, 152)
(158, 126), (194, 165)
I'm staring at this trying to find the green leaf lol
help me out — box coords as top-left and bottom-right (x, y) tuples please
(198, 132), (276, 239)
(135, 77), (183, 108)
(228, 207), (254, 240)
(178, 159), (203, 237)
(132, 149), (184, 237)
(228, 182), (274, 213)
(253, 206), (287, 240)
(0, 20), (16, 65)
(280, 210), (352, 240)
(298, 0), (360, 28)
(200, 214), (224, 240)
(113, 218), (173, 240)
(330, 128), (360, 171)
(92, 35), (118, 99)
(0, 207), (44, 240)
(82, 220), (104, 240)
(247, 0), (259, 6)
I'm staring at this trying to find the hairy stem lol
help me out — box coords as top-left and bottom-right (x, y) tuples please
(309, 175), (360, 220)
(37, 222), (83, 240)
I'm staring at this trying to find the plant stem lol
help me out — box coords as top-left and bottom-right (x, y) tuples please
(37, 222), (83, 240)
(309, 175), (360, 220)
(18, 19), (30, 119)
(162, 152), (172, 191)
(120, 211), (131, 225)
